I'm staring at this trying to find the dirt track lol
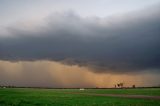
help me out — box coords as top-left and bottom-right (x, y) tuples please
(68, 92), (160, 100)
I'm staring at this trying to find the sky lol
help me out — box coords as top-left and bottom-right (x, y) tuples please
(0, 0), (160, 88)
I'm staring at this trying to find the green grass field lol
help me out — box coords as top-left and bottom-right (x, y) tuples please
(0, 88), (160, 106)
(71, 88), (160, 96)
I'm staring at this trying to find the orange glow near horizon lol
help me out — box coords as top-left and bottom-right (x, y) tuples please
(0, 60), (159, 88)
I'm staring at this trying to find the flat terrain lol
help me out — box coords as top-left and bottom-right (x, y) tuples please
(0, 88), (160, 106)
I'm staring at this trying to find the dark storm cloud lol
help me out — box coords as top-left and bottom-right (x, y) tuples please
(0, 5), (160, 73)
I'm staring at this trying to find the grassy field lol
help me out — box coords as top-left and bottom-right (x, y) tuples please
(70, 88), (160, 96)
(0, 88), (160, 106)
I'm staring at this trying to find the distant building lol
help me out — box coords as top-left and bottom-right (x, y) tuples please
(80, 88), (85, 91)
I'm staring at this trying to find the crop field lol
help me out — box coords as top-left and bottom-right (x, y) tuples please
(0, 88), (160, 106)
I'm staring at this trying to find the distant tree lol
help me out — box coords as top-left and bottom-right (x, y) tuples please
(117, 83), (124, 88)
(117, 84), (120, 88)
(132, 85), (136, 88)
(119, 83), (124, 88)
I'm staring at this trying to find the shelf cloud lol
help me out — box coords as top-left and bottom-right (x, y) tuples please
(0, 5), (160, 73)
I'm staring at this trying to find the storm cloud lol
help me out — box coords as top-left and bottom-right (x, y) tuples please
(0, 5), (160, 73)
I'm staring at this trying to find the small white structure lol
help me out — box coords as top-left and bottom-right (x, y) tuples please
(79, 88), (85, 91)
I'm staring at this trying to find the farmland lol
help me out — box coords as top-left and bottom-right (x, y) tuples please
(0, 88), (160, 106)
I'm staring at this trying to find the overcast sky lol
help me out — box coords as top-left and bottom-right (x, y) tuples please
(0, 0), (160, 25)
(0, 0), (160, 87)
